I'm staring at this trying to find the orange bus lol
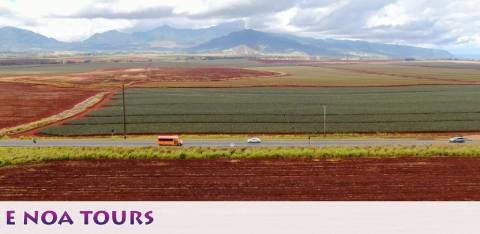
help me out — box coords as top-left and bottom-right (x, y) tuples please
(157, 135), (183, 146)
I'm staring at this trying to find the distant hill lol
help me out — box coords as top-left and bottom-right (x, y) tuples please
(192, 29), (453, 59)
(0, 25), (453, 59)
(80, 21), (246, 50)
(0, 27), (67, 51)
(191, 29), (337, 56)
(76, 30), (140, 50)
(454, 53), (480, 60)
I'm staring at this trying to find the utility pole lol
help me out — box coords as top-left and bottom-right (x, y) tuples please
(284, 113), (288, 133)
(323, 105), (327, 138)
(122, 81), (127, 140)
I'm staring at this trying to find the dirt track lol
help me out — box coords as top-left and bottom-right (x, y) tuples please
(2, 157), (480, 201)
(17, 91), (116, 136)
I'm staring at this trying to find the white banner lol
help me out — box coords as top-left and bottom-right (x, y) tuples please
(0, 202), (479, 234)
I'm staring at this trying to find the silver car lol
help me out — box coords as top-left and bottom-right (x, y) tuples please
(247, 137), (262, 143)
(449, 137), (466, 143)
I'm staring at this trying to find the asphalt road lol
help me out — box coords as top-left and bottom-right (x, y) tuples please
(0, 139), (475, 147)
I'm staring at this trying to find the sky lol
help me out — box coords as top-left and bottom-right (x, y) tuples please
(0, 0), (479, 55)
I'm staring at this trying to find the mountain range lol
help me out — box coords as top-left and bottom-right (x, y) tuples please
(0, 22), (453, 59)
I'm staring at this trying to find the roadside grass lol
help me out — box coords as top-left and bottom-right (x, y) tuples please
(1, 145), (480, 168)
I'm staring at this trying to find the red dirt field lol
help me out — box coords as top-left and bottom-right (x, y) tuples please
(2, 157), (480, 201)
(75, 67), (280, 84)
(137, 67), (279, 82)
(2, 67), (280, 88)
(0, 82), (98, 129)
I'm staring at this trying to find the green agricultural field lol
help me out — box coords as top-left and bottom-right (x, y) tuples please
(41, 85), (480, 136)
(2, 58), (479, 88)
(133, 62), (480, 88)
(0, 57), (263, 75)
(325, 63), (480, 83)
(253, 62), (480, 86)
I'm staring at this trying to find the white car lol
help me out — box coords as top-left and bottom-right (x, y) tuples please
(247, 137), (262, 143)
(449, 137), (466, 143)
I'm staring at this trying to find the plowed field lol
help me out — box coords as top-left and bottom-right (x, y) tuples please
(2, 157), (480, 201)
(0, 82), (97, 129)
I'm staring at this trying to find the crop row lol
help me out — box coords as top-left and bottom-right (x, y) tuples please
(69, 113), (480, 125)
(42, 121), (480, 136)
(41, 86), (480, 136)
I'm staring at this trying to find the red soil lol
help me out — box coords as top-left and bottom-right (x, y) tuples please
(2, 157), (480, 201)
(0, 82), (98, 129)
(2, 67), (280, 87)
(142, 67), (279, 82)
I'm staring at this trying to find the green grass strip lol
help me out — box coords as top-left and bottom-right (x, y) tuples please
(1, 145), (480, 168)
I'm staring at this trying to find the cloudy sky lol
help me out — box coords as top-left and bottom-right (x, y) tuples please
(0, 0), (479, 55)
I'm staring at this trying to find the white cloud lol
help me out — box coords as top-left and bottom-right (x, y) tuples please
(0, 0), (478, 53)
(30, 18), (135, 42)
(367, 3), (411, 28)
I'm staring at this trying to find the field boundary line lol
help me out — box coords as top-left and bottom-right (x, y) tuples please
(0, 92), (108, 136)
